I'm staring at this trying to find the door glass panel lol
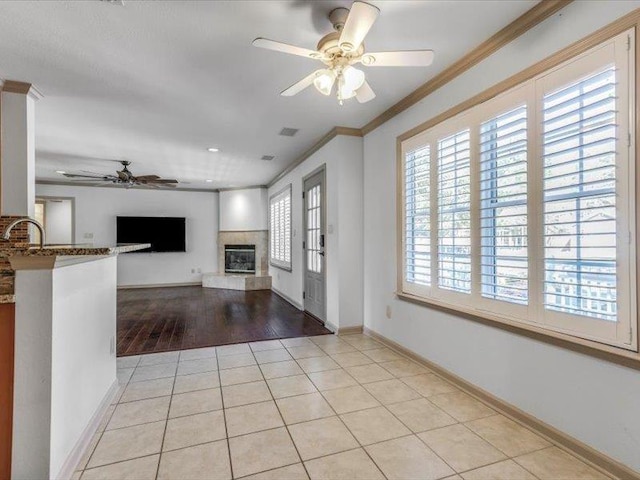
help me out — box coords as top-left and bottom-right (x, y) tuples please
(306, 184), (322, 273)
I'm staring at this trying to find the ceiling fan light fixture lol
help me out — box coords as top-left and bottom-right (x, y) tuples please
(313, 70), (336, 96)
(207, 147), (219, 153)
(338, 66), (366, 101)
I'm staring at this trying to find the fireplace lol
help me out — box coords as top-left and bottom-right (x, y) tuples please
(225, 244), (256, 274)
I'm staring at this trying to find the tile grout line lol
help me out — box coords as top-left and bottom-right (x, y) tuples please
(80, 362), (135, 476)
(214, 348), (235, 480)
(249, 339), (313, 480)
(100, 336), (595, 479)
(312, 335), (480, 478)
(293, 339), (392, 480)
(153, 352), (180, 480)
(336, 337), (504, 477)
(107, 354), (546, 478)
(360, 333), (616, 479)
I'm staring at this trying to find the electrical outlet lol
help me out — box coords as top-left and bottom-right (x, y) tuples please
(191, 268), (196, 273)
(386, 305), (392, 319)
(83, 232), (94, 239)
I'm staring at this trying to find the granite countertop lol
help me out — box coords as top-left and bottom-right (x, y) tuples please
(0, 243), (150, 304)
(0, 243), (151, 257)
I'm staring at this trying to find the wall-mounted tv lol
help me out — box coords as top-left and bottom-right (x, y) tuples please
(116, 216), (186, 253)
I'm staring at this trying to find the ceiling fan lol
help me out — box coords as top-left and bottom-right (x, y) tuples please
(62, 161), (179, 188)
(253, 1), (434, 105)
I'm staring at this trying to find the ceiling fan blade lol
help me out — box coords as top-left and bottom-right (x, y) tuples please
(339, 1), (380, 53)
(63, 173), (111, 180)
(135, 175), (161, 181)
(252, 38), (320, 59)
(281, 70), (322, 97)
(362, 50), (435, 67)
(356, 80), (376, 103)
(144, 179), (179, 184)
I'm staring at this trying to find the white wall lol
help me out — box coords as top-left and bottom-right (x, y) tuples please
(13, 256), (117, 479)
(36, 184), (218, 286)
(43, 199), (73, 244)
(0, 91), (36, 217)
(363, 1), (640, 472)
(268, 135), (364, 330)
(219, 187), (268, 231)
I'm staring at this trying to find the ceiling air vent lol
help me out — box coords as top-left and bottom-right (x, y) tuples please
(279, 128), (299, 137)
(261, 155), (275, 161)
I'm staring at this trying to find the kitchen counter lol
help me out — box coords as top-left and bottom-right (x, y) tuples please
(0, 243), (150, 304)
(10, 249), (129, 478)
(0, 242), (150, 257)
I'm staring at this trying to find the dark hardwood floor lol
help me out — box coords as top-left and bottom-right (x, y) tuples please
(117, 286), (332, 356)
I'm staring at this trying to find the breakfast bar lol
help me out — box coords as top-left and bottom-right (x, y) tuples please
(4, 243), (149, 480)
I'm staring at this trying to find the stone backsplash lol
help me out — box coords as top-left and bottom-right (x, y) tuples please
(0, 216), (30, 302)
(217, 230), (268, 275)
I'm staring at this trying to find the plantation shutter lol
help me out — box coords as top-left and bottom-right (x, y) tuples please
(269, 186), (292, 269)
(437, 129), (471, 293)
(542, 67), (618, 322)
(479, 105), (529, 305)
(404, 145), (432, 287)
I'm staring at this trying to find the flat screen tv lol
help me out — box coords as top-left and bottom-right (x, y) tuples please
(116, 216), (186, 253)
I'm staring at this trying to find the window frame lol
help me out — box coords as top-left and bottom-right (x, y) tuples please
(269, 184), (293, 272)
(397, 28), (638, 359)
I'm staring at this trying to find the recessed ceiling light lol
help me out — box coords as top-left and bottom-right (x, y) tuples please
(207, 147), (219, 153)
(205, 179), (213, 183)
(56, 170), (66, 174)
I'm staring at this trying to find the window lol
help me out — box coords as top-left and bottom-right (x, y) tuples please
(438, 130), (471, 293)
(405, 145), (431, 286)
(269, 185), (292, 270)
(480, 105), (528, 305)
(400, 31), (636, 351)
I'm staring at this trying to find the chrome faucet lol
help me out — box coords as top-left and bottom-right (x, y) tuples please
(2, 218), (46, 249)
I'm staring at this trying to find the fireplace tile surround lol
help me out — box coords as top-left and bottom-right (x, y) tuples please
(217, 231), (268, 274)
(218, 230), (269, 275)
(205, 230), (271, 291)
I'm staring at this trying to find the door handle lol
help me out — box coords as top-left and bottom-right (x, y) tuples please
(319, 251), (325, 256)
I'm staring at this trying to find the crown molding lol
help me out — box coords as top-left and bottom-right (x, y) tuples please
(218, 185), (268, 193)
(360, 0), (572, 135)
(1, 80), (44, 100)
(266, 0), (573, 188)
(35, 180), (219, 193)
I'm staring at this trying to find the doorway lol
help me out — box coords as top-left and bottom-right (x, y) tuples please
(35, 197), (75, 245)
(303, 167), (326, 322)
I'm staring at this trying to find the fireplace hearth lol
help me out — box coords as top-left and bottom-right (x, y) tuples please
(225, 244), (256, 274)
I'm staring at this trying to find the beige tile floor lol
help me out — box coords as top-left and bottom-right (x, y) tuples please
(74, 334), (613, 480)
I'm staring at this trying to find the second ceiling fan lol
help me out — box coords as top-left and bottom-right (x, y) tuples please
(253, 1), (435, 105)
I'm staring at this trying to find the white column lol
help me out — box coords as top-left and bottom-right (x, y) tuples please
(0, 81), (41, 217)
(10, 255), (118, 480)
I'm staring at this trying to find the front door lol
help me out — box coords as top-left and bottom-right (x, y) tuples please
(303, 169), (326, 321)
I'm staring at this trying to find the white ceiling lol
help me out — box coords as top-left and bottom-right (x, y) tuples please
(0, 0), (537, 190)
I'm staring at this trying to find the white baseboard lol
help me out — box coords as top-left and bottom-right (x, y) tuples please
(117, 282), (201, 289)
(55, 379), (119, 480)
(324, 320), (338, 333)
(271, 287), (304, 310)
